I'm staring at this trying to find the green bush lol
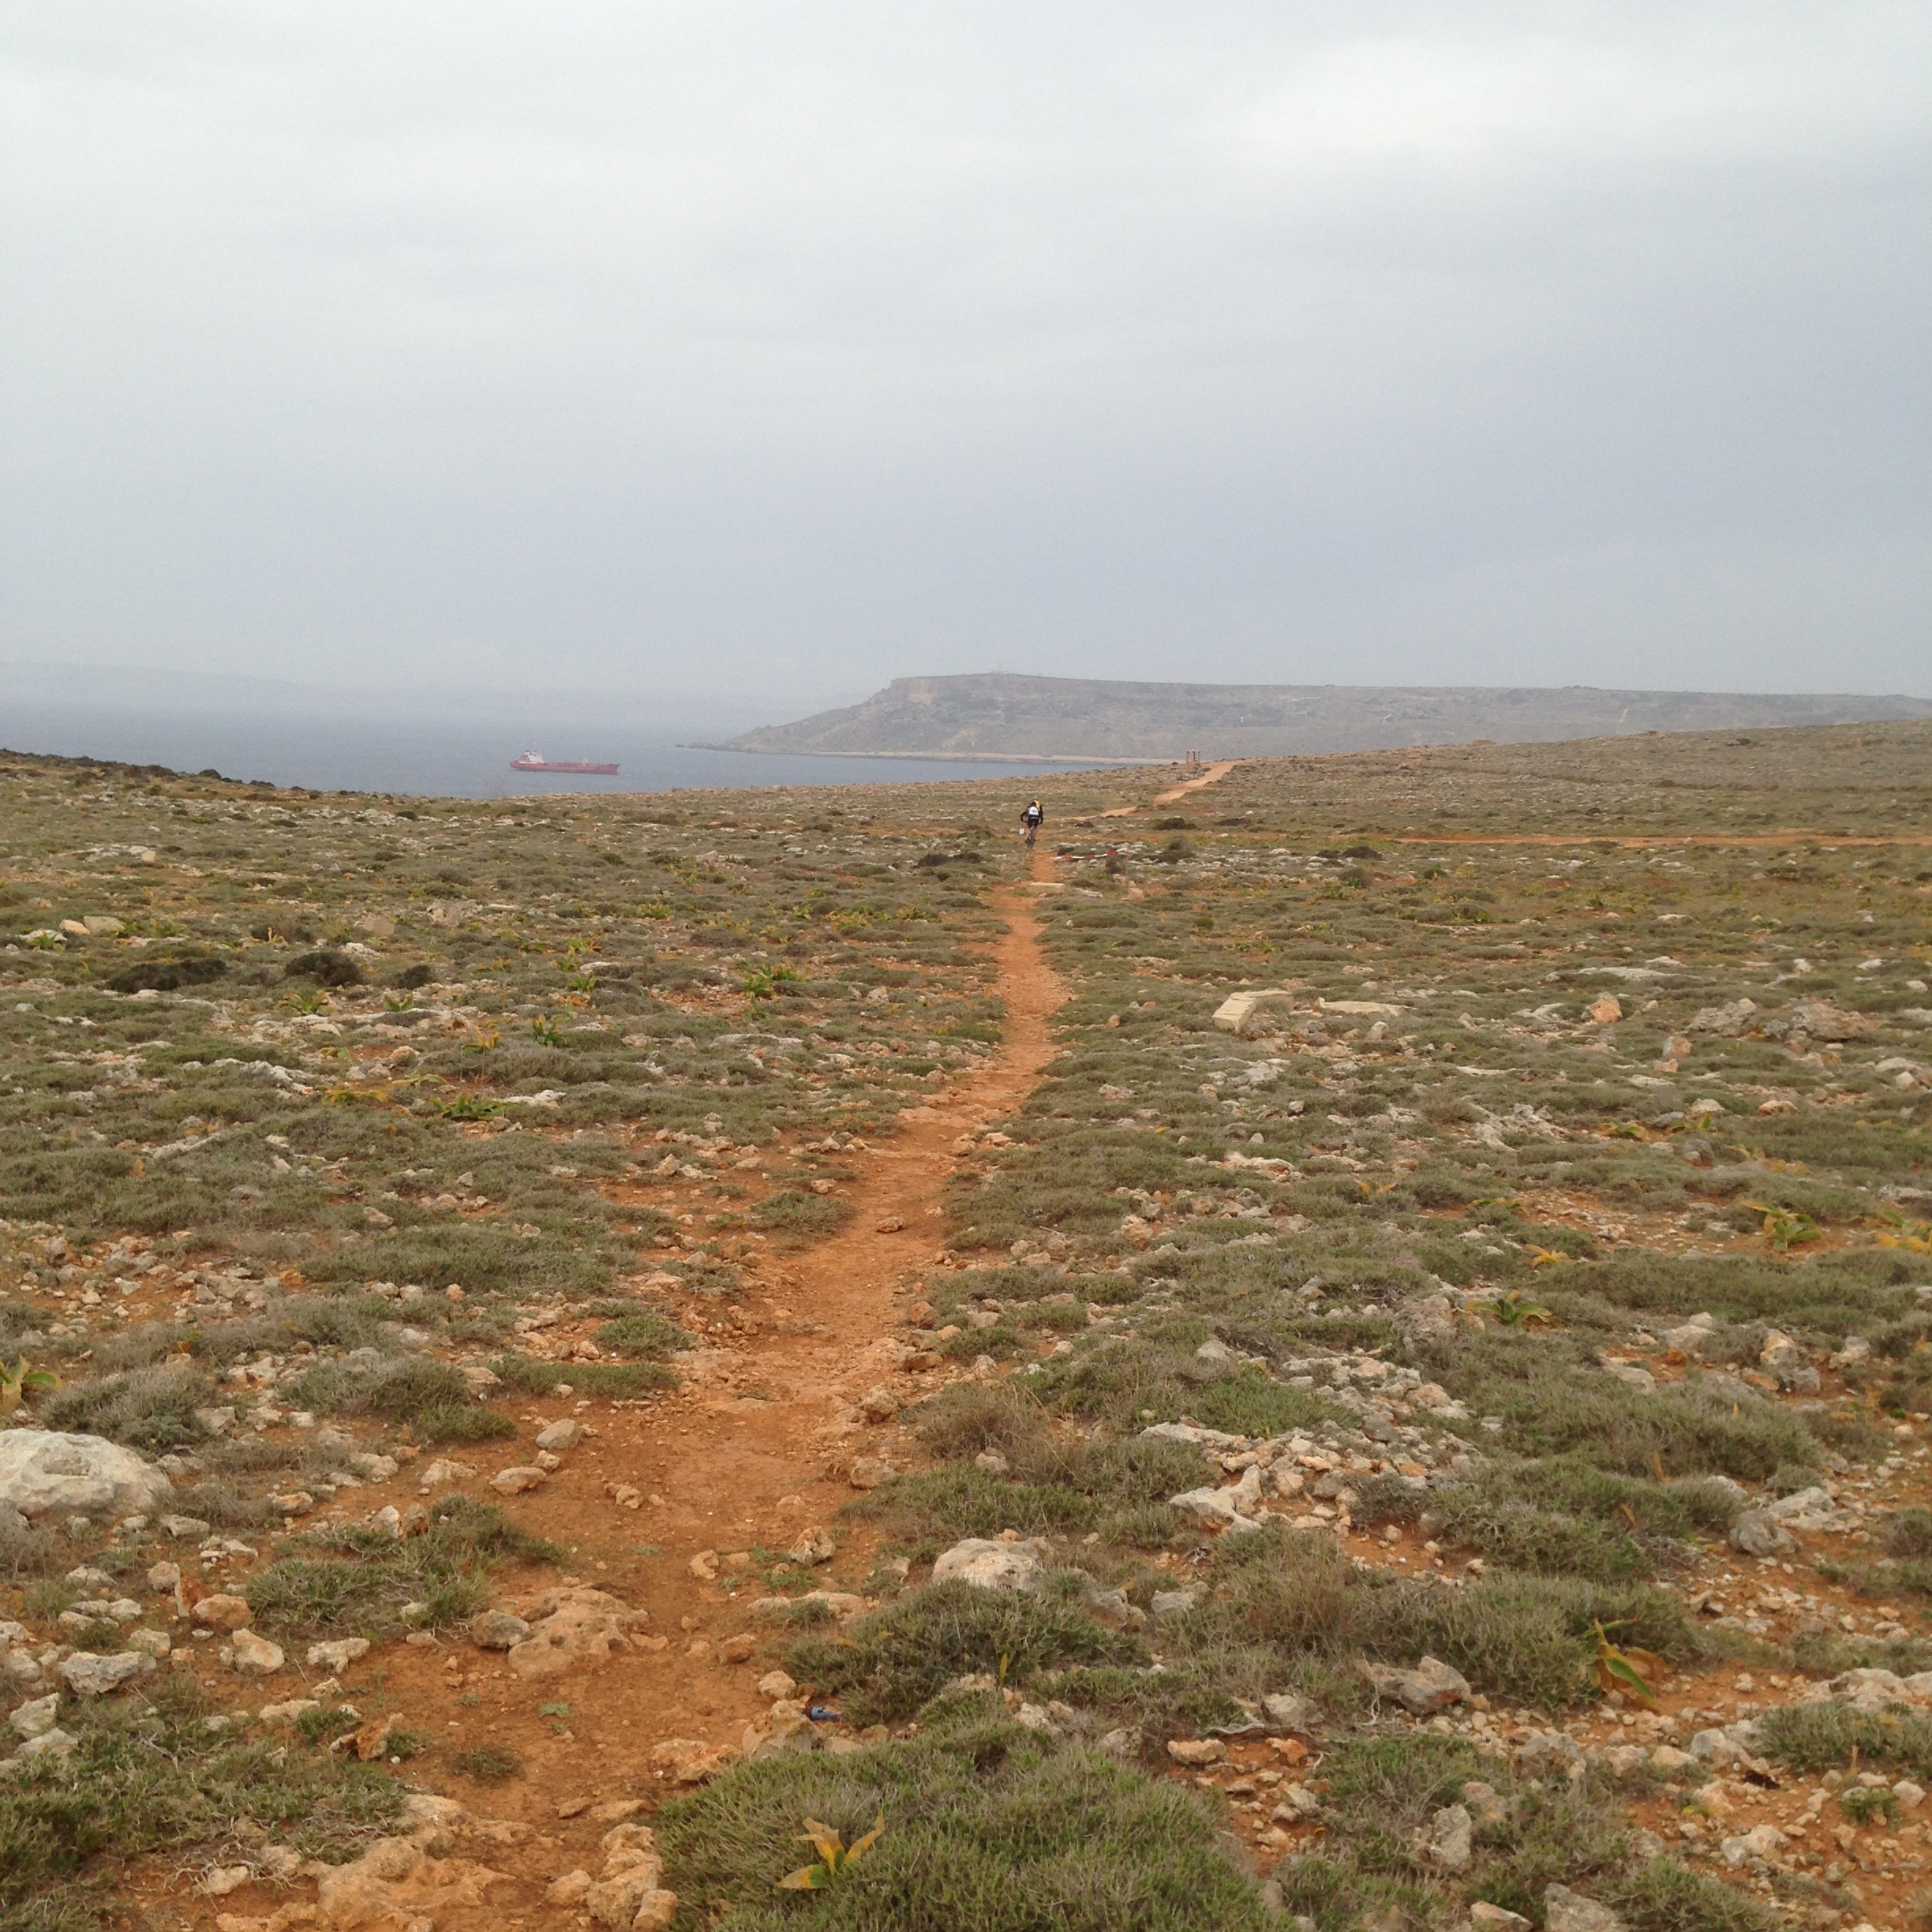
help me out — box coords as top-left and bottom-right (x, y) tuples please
(282, 1355), (516, 1445)
(786, 1581), (1144, 1727)
(656, 1694), (1271, 1931)
(1755, 1699), (1932, 1780)
(0, 1673), (402, 1932)
(489, 1353), (672, 1397)
(592, 1309), (691, 1357)
(749, 1189), (855, 1241)
(245, 1497), (559, 1638)
(1178, 1526), (1702, 1709)
(41, 1363), (212, 1452)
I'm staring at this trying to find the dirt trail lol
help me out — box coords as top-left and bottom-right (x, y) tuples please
(332, 868), (1073, 1854)
(1096, 758), (1238, 817)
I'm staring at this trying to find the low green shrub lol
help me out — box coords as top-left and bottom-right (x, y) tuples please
(592, 1309), (691, 1357)
(1756, 1699), (1932, 1780)
(656, 1694), (1271, 1931)
(1177, 1526), (1702, 1709)
(749, 1189), (855, 1241)
(245, 1497), (560, 1638)
(282, 1355), (517, 1445)
(786, 1580), (1144, 1727)
(41, 1362), (212, 1452)
(489, 1353), (672, 1397)
(0, 1672), (402, 1932)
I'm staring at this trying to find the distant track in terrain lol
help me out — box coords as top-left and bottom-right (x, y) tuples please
(1098, 759), (1239, 818)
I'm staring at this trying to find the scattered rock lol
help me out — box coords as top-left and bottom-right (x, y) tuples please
(647, 1737), (737, 1784)
(9, 1694), (59, 1739)
(1689, 1727), (1746, 1765)
(231, 1630), (285, 1676)
(740, 1699), (819, 1763)
(490, 1466), (547, 1496)
(848, 1457), (896, 1489)
(259, 1698), (323, 1726)
(1166, 1738), (1226, 1766)
(1663, 1313), (1717, 1355)
(1470, 1905), (1533, 1932)
(193, 1593), (254, 1632)
(1151, 1587), (1200, 1619)
(857, 1385), (900, 1423)
(147, 1560), (182, 1592)
(547, 1870), (593, 1906)
(717, 1633), (757, 1664)
(758, 1670), (797, 1701)
(788, 1528), (836, 1567)
(1720, 1824), (1787, 1866)
(590, 1799), (647, 1824)
(338, 1714), (402, 1762)
(506, 1587), (645, 1679)
(470, 1610), (533, 1650)
(1587, 994), (1623, 1025)
(1601, 1364), (1657, 1394)
(1170, 1463), (1267, 1533)
(1762, 1485), (1844, 1530)
(586, 1822), (670, 1929)
(1544, 1887), (1625, 1932)
(1687, 999), (1758, 1036)
(1790, 1001), (1876, 1042)
(198, 1866), (253, 1897)
(57, 1651), (152, 1697)
(306, 1638), (370, 1672)
(745, 1589), (866, 1624)
(1729, 1511), (1797, 1558)
(7, 1728), (77, 1764)
(1261, 1691), (1316, 1729)
(1518, 1730), (1586, 1777)
(0, 1432), (172, 1522)
(534, 1419), (582, 1451)
(1424, 1803), (1473, 1872)
(1361, 1656), (1470, 1715)
(417, 1458), (476, 1492)
(314, 1835), (510, 1930)
(931, 1536), (1050, 1592)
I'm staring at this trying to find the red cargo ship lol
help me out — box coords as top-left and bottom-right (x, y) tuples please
(510, 751), (620, 774)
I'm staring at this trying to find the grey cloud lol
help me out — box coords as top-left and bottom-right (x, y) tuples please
(1, 2), (1925, 703)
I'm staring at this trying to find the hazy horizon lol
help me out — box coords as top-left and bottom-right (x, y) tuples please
(3, 6), (1926, 702)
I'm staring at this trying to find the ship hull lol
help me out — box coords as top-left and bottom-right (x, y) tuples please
(509, 760), (620, 774)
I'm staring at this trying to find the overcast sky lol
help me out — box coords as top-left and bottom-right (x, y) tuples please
(2, 2), (1926, 713)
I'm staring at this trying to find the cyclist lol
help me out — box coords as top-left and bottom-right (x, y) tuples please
(1020, 799), (1045, 848)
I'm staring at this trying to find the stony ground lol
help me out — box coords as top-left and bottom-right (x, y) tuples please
(0, 722), (1928, 1932)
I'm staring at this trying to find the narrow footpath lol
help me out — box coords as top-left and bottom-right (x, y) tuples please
(307, 864), (1073, 1879)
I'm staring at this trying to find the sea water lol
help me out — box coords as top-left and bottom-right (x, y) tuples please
(0, 699), (1099, 799)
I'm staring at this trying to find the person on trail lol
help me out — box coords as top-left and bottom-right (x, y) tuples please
(1020, 799), (1045, 848)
